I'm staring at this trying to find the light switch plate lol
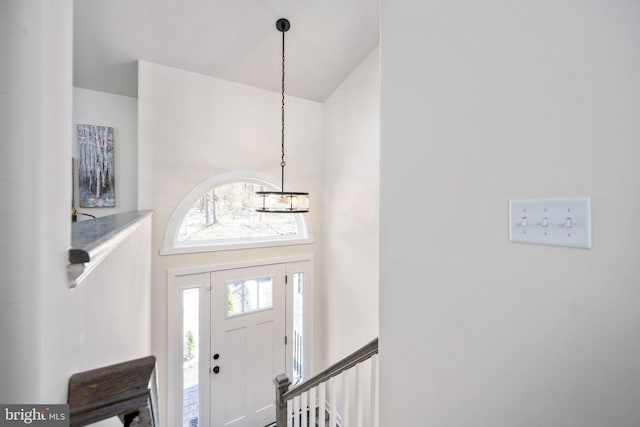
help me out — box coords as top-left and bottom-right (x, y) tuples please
(509, 197), (591, 249)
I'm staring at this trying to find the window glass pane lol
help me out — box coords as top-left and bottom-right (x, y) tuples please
(227, 282), (243, 316)
(227, 277), (273, 317)
(243, 280), (258, 312)
(182, 288), (199, 427)
(258, 278), (273, 309)
(178, 182), (298, 242)
(292, 273), (304, 384)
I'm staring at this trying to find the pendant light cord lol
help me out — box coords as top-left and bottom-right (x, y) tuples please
(255, 19), (308, 213)
(280, 29), (286, 193)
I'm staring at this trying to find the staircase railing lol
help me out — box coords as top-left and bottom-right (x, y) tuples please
(274, 337), (379, 427)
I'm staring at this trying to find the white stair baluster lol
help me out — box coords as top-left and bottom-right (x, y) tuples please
(287, 398), (293, 427)
(308, 386), (316, 427)
(330, 375), (337, 427)
(371, 354), (379, 427)
(301, 390), (309, 427)
(294, 394), (301, 427)
(276, 339), (377, 427)
(355, 363), (363, 427)
(342, 369), (350, 427)
(319, 381), (326, 427)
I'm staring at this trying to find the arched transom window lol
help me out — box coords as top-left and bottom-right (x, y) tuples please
(162, 172), (313, 254)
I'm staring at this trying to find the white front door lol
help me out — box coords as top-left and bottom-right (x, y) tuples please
(210, 264), (286, 427)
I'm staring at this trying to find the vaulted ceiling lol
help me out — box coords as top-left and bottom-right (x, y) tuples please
(73, 0), (379, 102)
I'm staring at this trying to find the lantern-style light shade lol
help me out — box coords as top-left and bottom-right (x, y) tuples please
(256, 191), (309, 213)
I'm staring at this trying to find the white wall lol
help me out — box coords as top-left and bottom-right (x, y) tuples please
(0, 2), (152, 415)
(73, 87), (138, 217)
(380, 1), (640, 426)
(321, 46), (380, 367)
(43, 219), (152, 427)
(0, 0), (73, 402)
(137, 61), (324, 422)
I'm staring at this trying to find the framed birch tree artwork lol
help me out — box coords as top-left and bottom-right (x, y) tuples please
(77, 124), (115, 207)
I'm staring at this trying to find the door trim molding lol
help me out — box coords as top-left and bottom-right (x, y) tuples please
(167, 254), (314, 277)
(167, 271), (211, 427)
(167, 254), (315, 427)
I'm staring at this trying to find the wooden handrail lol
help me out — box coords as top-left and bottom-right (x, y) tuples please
(281, 337), (378, 402)
(68, 355), (159, 427)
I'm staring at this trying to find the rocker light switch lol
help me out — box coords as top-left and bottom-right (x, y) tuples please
(508, 197), (591, 249)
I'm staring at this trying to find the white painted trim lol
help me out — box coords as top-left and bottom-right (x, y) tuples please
(167, 254), (315, 277)
(161, 171), (314, 255)
(199, 276), (212, 427)
(160, 236), (314, 255)
(167, 271), (212, 427)
(167, 254), (314, 426)
(166, 272), (180, 427)
(286, 260), (315, 386)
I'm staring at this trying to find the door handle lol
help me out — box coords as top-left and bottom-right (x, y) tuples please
(213, 366), (220, 374)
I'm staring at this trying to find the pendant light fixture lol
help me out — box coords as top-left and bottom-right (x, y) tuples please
(256, 18), (310, 213)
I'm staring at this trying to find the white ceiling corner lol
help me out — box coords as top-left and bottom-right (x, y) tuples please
(73, 0), (380, 102)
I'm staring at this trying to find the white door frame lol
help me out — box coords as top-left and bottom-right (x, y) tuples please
(167, 254), (314, 427)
